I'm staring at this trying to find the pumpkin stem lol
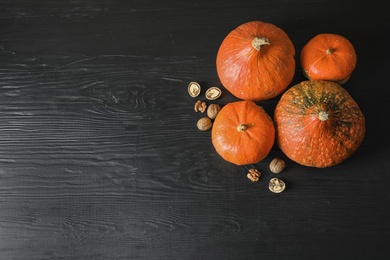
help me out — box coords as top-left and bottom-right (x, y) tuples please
(326, 48), (334, 55)
(237, 124), (248, 132)
(252, 37), (270, 51)
(318, 111), (330, 121)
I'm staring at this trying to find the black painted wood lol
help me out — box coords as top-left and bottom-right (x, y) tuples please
(0, 1), (389, 259)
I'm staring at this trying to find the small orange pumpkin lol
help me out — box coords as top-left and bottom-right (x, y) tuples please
(274, 80), (365, 168)
(216, 21), (296, 101)
(212, 100), (275, 166)
(300, 33), (357, 84)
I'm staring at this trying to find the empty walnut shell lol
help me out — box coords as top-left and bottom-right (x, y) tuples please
(188, 82), (201, 97)
(205, 87), (222, 100)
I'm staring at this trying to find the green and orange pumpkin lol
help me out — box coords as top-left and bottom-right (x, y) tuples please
(274, 80), (365, 168)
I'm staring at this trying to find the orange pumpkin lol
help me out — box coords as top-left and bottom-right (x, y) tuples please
(300, 33), (357, 84)
(274, 80), (365, 168)
(212, 100), (275, 165)
(216, 21), (296, 101)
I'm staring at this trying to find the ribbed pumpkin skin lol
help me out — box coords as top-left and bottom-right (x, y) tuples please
(212, 101), (275, 166)
(274, 80), (365, 168)
(216, 21), (295, 101)
(301, 33), (357, 84)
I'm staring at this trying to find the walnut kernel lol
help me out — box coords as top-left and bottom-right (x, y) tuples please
(194, 100), (207, 113)
(269, 157), (286, 174)
(247, 168), (261, 182)
(197, 117), (212, 131)
(207, 104), (221, 119)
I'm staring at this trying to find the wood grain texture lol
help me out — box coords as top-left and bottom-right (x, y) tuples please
(0, 1), (389, 259)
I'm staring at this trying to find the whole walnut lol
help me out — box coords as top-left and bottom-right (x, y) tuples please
(197, 117), (212, 131)
(269, 158), (286, 174)
(207, 104), (221, 119)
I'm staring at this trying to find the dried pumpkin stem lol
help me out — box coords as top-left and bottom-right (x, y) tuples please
(237, 124), (248, 132)
(252, 37), (270, 51)
(318, 111), (330, 121)
(326, 48), (334, 55)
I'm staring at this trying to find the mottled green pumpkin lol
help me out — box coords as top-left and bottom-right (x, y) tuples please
(274, 80), (365, 168)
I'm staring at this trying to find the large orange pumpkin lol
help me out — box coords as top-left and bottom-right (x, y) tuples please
(212, 100), (275, 166)
(274, 80), (365, 168)
(300, 33), (357, 84)
(216, 21), (296, 101)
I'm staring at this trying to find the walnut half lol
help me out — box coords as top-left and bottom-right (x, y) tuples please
(269, 178), (286, 193)
(205, 87), (222, 100)
(188, 82), (201, 97)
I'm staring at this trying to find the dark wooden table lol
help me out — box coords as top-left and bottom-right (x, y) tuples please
(0, 1), (389, 259)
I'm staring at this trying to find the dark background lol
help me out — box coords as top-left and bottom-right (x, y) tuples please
(0, 1), (389, 259)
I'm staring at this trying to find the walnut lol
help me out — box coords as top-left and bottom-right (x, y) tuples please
(269, 157), (286, 174)
(194, 100), (207, 113)
(205, 87), (222, 100)
(197, 117), (212, 131)
(269, 178), (286, 193)
(247, 168), (261, 182)
(207, 104), (221, 119)
(188, 82), (201, 97)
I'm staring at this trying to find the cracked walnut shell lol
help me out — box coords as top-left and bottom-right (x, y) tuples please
(205, 87), (222, 100)
(269, 178), (286, 193)
(188, 82), (201, 97)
